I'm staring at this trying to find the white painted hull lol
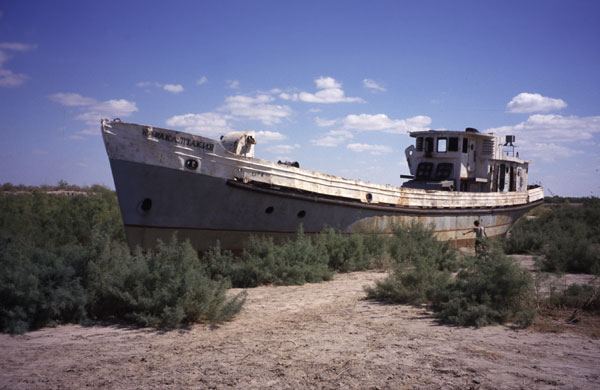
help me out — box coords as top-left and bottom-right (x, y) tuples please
(102, 120), (544, 251)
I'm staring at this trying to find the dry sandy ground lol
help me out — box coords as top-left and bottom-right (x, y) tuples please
(1, 265), (599, 389)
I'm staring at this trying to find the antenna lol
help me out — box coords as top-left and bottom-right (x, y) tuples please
(504, 135), (516, 157)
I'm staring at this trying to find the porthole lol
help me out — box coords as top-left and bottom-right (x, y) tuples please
(366, 193), (373, 202)
(140, 198), (152, 212)
(297, 210), (306, 218)
(265, 206), (274, 214)
(185, 159), (198, 170)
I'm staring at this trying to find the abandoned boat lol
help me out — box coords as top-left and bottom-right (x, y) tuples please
(101, 119), (544, 251)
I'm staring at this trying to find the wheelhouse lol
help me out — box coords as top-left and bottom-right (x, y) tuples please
(403, 128), (530, 193)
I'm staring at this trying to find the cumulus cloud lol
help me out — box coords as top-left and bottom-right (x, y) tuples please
(487, 114), (600, 143)
(48, 92), (97, 106)
(48, 92), (138, 126)
(265, 143), (300, 154)
(487, 114), (600, 161)
(196, 76), (208, 85)
(0, 41), (37, 87)
(165, 112), (234, 136)
(137, 81), (184, 93)
(363, 78), (386, 92)
(163, 84), (184, 93)
(347, 143), (393, 155)
(506, 92), (567, 113)
(279, 92), (299, 101)
(311, 130), (354, 147)
(526, 142), (584, 162)
(298, 76), (364, 104)
(342, 114), (431, 134)
(315, 117), (338, 127)
(255, 130), (286, 143)
(228, 80), (240, 89)
(222, 94), (292, 125)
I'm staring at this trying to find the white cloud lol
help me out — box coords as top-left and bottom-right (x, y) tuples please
(136, 81), (184, 93)
(228, 80), (240, 89)
(48, 92), (97, 106)
(487, 114), (600, 143)
(342, 114), (431, 133)
(363, 78), (386, 92)
(315, 117), (338, 127)
(311, 130), (354, 147)
(166, 112), (234, 136)
(347, 143), (393, 155)
(0, 41), (36, 87)
(298, 76), (364, 104)
(279, 92), (299, 101)
(487, 114), (600, 161)
(266, 143), (300, 154)
(0, 42), (37, 51)
(525, 143), (584, 162)
(136, 81), (161, 88)
(506, 92), (567, 113)
(196, 76), (208, 85)
(222, 94), (292, 125)
(255, 130), (286, 143)
(163, 84), (184, 93)
(75, 99), (138, 124)
(0, 68), (29, 87)
(49, 92), (138, 126)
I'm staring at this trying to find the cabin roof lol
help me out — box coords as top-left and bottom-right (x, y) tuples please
(409, 129), (495, 139)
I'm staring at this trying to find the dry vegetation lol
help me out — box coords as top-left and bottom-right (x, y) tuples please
(1, 184), (599, 388)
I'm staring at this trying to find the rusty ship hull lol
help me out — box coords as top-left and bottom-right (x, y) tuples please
(102, 120), (544, 251)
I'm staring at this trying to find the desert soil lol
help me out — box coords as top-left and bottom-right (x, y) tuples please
(1, 257), (599, 389)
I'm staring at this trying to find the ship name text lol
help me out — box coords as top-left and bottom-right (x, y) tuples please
(143, 128), (214, 151)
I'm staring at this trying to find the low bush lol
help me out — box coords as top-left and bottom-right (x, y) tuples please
(316, 228), (371, 272)
(367, 229), (535, 328)
(365, 222), (457, 305)
(0, 229), (245, 333)
(225, 232), (332, 288)
(545, 284), (599, 312)
(505, 198), (600, 275)
(86, 233), (246, 328)
(432, 242), (535, 327)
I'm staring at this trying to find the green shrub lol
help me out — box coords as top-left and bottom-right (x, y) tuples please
(228, 232), (333, 288)
(432, 243), (535, 327)
(545, 284), (600, 312)
(316, 228), (371, 272)
(365, 222), (457, 305)
(86, 233), (246, 327)
(505, 198), (600, 275)
(0, 239), (88, 333)
(367, 228), (535, 328)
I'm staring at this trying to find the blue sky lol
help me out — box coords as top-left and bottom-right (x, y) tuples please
(1, 1), (599, 196)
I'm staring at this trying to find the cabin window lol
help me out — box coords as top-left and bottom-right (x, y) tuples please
(424, 137), (434, 155)
(435, 163), (453, 180)
(437, 138), (447, 153)
(462, 138), (468, 153)
(416, 137), (423, 151)
(416, 162), (433, 179)
(448, 137), (459, 152)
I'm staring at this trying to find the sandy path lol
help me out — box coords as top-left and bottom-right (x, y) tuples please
(1, 270), (599, 389)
